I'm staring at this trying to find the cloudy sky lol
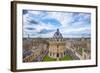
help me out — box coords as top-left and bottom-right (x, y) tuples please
(22, 10), (91, 38)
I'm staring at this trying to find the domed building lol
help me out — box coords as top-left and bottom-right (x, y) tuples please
(53, 29), (63, 39)
(48, 29), (66, 60)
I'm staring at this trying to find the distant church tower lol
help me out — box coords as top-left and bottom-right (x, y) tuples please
(48, 29), (66, 60)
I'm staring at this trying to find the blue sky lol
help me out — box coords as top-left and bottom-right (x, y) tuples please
(23, 10), (91, 38)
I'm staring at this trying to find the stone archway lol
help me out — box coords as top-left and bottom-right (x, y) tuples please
(57, 53), (59, 58)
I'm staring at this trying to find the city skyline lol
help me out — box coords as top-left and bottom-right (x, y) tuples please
(23, 10), (91, 38)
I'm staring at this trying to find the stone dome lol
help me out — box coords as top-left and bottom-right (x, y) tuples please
(53, 29), (63, 39)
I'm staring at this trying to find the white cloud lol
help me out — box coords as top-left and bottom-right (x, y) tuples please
(43, 12), (73, 27)
(23, 10), (91, 38)
(28, 10), (41, 15)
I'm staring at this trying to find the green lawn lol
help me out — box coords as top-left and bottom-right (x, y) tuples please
(43, 55), (73, 61)
(43, 55), (56, 61)
(60, 55), (73, 61)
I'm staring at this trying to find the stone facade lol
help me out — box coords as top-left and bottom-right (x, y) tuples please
(23, 38), (48, 62)
(48, 39), (66, 59)
(48, 29), (66, 59)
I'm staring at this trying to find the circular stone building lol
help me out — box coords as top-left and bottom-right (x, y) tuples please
(48, 29), (66, 60)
